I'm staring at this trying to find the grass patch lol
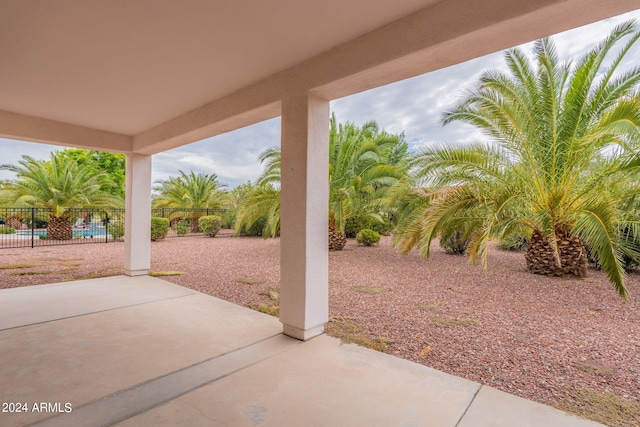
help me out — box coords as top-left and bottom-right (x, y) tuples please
(254, 302), (280, 317)
(418, 346), (432, 358)
(558, 388), (640, 427)
(432, 316), (478, 328)
(11, 270), (53, 276)
(58, 261), (82, 267)
(573, 361), (616, 376)
(0, 263), (36, 270)
(263, 287), (280, 302)
(324, 316), (392, 352)
(236, 277), (265, 285)
(250, 287), (280, 317)
(150, 271), (185, 277)
(62, 272), (117, 281)
(352, 285), (385, 294)
(417, 302), (441, 312)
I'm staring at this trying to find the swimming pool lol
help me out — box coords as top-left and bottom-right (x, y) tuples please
(16, 226), (108, 238)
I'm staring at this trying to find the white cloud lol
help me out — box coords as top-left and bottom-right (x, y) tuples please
(1, 9), (639, 188)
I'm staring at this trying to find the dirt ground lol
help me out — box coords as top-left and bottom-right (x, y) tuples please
(1, 233), (638, 426)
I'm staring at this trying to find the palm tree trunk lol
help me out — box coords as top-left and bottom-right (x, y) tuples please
(6, 217), (22, 230)
(47, 216), (73, 240)
(525, 228), (587, 277)
(328, 225), (347, 251)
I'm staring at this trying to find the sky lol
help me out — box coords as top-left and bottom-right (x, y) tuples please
(1, 9), (639, 189)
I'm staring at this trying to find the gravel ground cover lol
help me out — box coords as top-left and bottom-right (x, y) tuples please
(1, 233), (638, 425)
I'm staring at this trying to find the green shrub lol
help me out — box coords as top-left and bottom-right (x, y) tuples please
(356, 229), (381, 246)
(199, 215), (222, 237)
(345, 216), (395, 238)
(370, 216), (395, 236)
(221, 209), (236, 229)
(0, 226), (16, 234)
(498, 233), (530, 252)
(150, 217), (169, 241)
(439, 229), (470, 255)
(175, 219), (190, 236)
(238, 215), (267, 236)
(108, 222), (125, 240)
(345, 216), (372, 238)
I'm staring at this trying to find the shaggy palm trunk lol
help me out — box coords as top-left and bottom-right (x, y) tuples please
(525, 228), (587, 277)
(328, 225), (347, 251)
(47, 216), (73, 240)
(6, 217), (22, 229)
(190, 214), (201, 233)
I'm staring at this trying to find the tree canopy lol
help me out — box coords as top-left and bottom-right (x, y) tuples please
(153, 170), (228, 209)
(235, 115), (410, 242)
(56, 148), (125, 198)
(393, 20), (640, 297)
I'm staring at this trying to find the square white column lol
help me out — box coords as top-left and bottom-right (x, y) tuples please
(279, 93), (330, 340)
(124, 153), (152, 276)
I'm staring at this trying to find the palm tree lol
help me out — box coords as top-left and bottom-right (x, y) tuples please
(0, 153), (121, 240)
(394, 21), (640, 297)
(153, 170), (228, 231)
(328, 118), (408, 248)
(235, 115), (409, 249)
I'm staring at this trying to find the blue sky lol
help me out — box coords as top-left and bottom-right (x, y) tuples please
(1, 9), (639, 189)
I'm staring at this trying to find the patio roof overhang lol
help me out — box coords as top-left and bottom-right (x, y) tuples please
(1, 0), (638, 340)
(1, 0), (637, 154)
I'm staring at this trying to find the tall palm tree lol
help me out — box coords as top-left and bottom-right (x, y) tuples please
(395, 21), (640, 297)
(153, 171), (227, 209)
(235, 115), (409, 249)
(0, 153), (121, 240)
(328, 118), (408, 248)
(153, 170), (228, 231)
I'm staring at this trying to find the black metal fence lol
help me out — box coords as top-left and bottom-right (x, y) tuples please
(0, 207), (226, 249)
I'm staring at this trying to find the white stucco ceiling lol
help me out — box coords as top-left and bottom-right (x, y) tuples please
(1, 0), (638, 153)
(0, 0), (436, 135)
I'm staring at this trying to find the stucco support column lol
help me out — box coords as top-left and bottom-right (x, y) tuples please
(279, 92), (329, 341)
(124, 153), (152, 276)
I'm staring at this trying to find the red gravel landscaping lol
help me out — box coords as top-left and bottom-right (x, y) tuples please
(1, 233), (638, 426)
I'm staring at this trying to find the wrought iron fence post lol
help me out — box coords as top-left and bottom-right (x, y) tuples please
(105, 210), (109, 244)
(31, 207), (35, 248)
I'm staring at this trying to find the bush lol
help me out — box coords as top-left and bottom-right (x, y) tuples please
(150, 217), (169, 241)
(199, 215), (222, 237)
(175, 219), (190, 236)
(439, 229), (470, 255)
(370, 216), (395, 236)
(356, 229), (381, 246)
(0, 226), (16, 234)
(345, 217), (371, 238)
(498, 233), (530, 252)
(108, 222), (125, 240)
(221, 209), (236, 229)
(238, 215), (267, 236)
(345, 216), (394, 238)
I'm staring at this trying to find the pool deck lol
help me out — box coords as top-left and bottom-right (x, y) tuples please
(0, 276), (604, 426)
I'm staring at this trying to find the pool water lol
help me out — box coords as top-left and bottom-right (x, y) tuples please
(16, 226), (108, 238)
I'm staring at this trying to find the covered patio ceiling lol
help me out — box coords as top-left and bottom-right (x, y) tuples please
(1, 0), (638, 154)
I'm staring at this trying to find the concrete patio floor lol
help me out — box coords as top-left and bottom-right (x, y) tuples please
(0, 276), (604, 427)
